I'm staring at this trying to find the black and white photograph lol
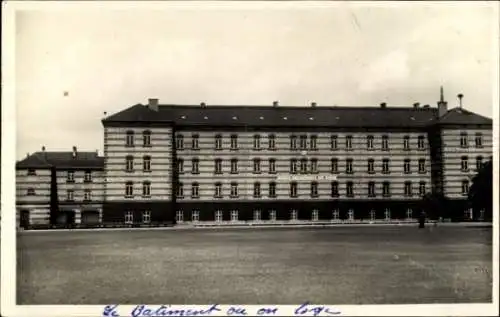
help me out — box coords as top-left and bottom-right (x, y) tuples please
(1, 1), (498, 316)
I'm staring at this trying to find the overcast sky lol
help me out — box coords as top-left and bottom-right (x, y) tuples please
(14, 1), (497, 160)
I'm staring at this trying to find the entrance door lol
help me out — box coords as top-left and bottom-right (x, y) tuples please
(20, 210), (30, 229)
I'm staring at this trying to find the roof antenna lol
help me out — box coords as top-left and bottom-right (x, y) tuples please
(457, 94), (463, 108)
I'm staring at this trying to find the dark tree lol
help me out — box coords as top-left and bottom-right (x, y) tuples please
(420, 192), (446, 220)
(468, 159), (493, 221)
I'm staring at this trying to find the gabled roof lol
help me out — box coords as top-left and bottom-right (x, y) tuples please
(16, 151), (104, 170)
(438, 107), (492, 125)
(103, 103), (461, 128)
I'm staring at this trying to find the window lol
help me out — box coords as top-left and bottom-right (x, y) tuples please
(290, 209), (298, 221)
(346, 182), (354, 197)
(382, 181), (390, 197)
(381, 135), (389, 151)
(230, 182), (238, 198)
(27, 169), (36, 176)
(300, 159), (308, 173)
(268, 134), (276, 150)
(230, 159), (238, 174)
(331, 135), (338, 150)
(231, 210), (238, 222)
(253, 134), (261, 150)
(142, 210), (151, 224)
(406, 209), (413, 220)
(290, 135), (297, 150)
(66, 190), (74, 201)
(126, 156), (134, 172)
(345, 135), (352, 150)
(382, 159), (390, 174)
(215, 210), (223, 222)
(367, 159), (375, 174)
(461, 156), (469, 172)
(253, 182), (261, 198)
(417, 135), (425, 149)
(84, 170), (92, 182)
(230, 134), (238, 150)
(475, 132), (483, 148)
(254, 210), (261, 221)
(269, 182), (277, 198)
(384, 209), (391, 221)
(368, 182), (376, 197)
(125, 182), (134, 197)
(419, 181), (426, 196)
(346, 159), (353, 174)
(175, 134), (184, 150)
(214, 159), (222, 174)
(143, 156), (151, 172)
(331, 158), (338, 174)
(290, 159), (298, 174)
(126, 130), (135, 147)
(348, 209), (354, 221)
(403, 135), (410, 150)
(143, 181), (151, 197)
(191, 210), (200, 222)
(176, 210), (184, 223)
(67, 170), (75, 182)
(176, 182), (184, 198)
(269, 210), (277, 221)
(312, 210), (319, 221)
(215, 134), (222, 150)
(125, 211), (133, 224)
(311, 181), (319, 197)
(404, 159), (411, 174)
(177, 158), (184, 174)
(332, 209), (340, 221)
(214, 183), (222, 198)
(370, 210), (376, 221)
(331, 181), (339, 197)
(310, 158), (318, 173)
(269, 159), (276, 174)
(143, 130), (151, 147)
(299, 135), (307, 150)
(404, 181), (412, 197)
(460, 132), (468, 148)
(310, 135), (317, 150)
(476, 156), (483, 170)
(290, 182), (298, 198)
(192, 134), (199, 150)
(418, 159), (426, 173)
(367, 135), (374, 150)
(253, 158), (261, 174)
(462, 180), (469, 195)
(191, 182), (199, 198)
(191, 158), (199, 174)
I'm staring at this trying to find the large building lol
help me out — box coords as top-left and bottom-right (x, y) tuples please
(16, 88), (493, 228)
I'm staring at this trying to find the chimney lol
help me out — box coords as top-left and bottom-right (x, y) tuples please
(437, 86), (448, 117)
(457, 93), (463, 108)
(311, 102), (317, 108)
(148, 98), (159, 112)
(72, 146), (77, 158)
(380, 102), (387, 108)
(272, 101), (279, 107)
(413, 102), (420, 109)
(200, 102), (206, 108)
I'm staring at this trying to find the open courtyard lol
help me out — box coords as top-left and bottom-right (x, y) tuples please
(16, 225), (492, 305)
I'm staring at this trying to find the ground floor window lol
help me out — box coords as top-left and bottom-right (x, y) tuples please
(192, 210), (199, 222)
(142, 210), (151, 224)
(176, 210), (184, 223)
(479, 209), (485, 221)
(215, 210), (223, 222)
(254, 210), (261, 221)
(464, 208), (473, 220)
(231, 210), (238, 222)
(290, 209), (298, 221)
(332, 209), (339, 221)
(269, 210), (276, 221)
(312, 209), (319, 221)
(406, 208), (413, 220)
(124, 211), (133, 224)
(348, 209), (354, 221)
(384, 209), (391, 221)
(370, 210), (376, 221)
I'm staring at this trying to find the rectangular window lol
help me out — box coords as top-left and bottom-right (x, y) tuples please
(254, 210), (261, 221)
(290, 158), (298, 174)
(370, 210), (376, 221)
(215, 210), (223, 222)
(231, 210), (238, 222)
(214, 183), (222, 198)
(331, 181), (339, 197)
(300, 159), (308, 173)
(345, 135), (352, 150)
(268, 134), (276, 150)
(475, 132), (483, 148)
(368, 182), (376, 197)
(176, 134), (184, 150)
(84, 171), (92, 182)
(346, 182), (354, 197)
(460, 132), (468, 148)
(332, 209), (340, 221)
(143, 131), (151, 147)
(367, 135), (374, 150)
(312, 209), (319, 221)
(126, 131), (135, 147)
(126, 156), (134, 172)
(253, 135), (261, 150)
(253, 182), (261, 198)
(382, 182), (390, 197)
(299, 135), (307, 150)
(331, 158), (338, 174)
(67, 190), (74, 201)
(381, 135), (389, 151)
(143, 182), (151, 197)
(176, 210), (184, 223)
(346, 159), (353, 174)
(125, 211), (134, 224)
(348, 209), (354, 221)
(310, 158), (318, 173)
(230, 159), (238, 174)
(215, 135), (222, 150)
(331, 135), (338, 150)
(290, 182), (298, 198)
(310, 135), (317, 150)
(142, 210), (151, 224)
(382, 159), (390, 174)
(406, 209), (413, 220)
(403, 135), (410, 150)
(269, 210), (276, 221)
(177, 159), (184, 174)
(27, 169), (36, 176)
(214, 159), (222, 174)
(404, 181), (412, 197)
(404, 159), (411, 174)
(290, 209), (298, 221)
(191, 210), (200, 222)
(67, 171), (75, 182)
(462, 180), (469, 195)
(253, 158), (261, 173)
(417, 135), (425, 149)
(191, 183), (199, 198)
(268, 159), (276, 174)
(143, 156), (151, 172)
(191, 134), (199, 150)
(418, 159), (426, 173)
(269, 182), (277, 198)
(384, 209), (391, 221)
(191, 158), (200, 174)
(230, 183), (238, 198)
(176, 182), (184, 198)
(419, 182), (426, 196)
(27, 188), (36, 196)
(476, 156), (483, 170)
(461, 156), (469, 172)
(290, 135), (297, 150)
(367, 159), (375, 174)
(125, 182), (134, 197)
(311, 182), (319, 197)
(230, 134), (238, 150)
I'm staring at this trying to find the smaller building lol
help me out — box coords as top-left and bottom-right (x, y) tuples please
(16, 146), (104, 228)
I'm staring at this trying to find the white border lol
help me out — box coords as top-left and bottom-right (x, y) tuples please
(2, 1), (499, 316)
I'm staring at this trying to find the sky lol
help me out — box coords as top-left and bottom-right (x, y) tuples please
(13, 1), (498, 160)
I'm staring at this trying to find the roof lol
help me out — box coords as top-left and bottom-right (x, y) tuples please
(16, 151), (104, 170)
(102, 103), (492, 128)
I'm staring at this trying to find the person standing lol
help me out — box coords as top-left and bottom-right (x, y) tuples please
(419, 210), (426, 228)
